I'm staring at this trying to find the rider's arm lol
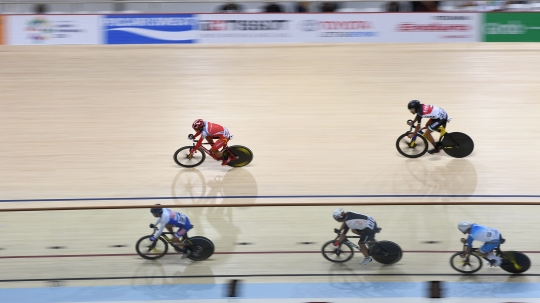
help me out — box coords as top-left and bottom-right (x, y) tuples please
(467, 235), (474, 247)
(411, 115), (422, 135)
(191, 135), (204, 153)
(152, 212), (170, 239)
(336, 222), (349, 243)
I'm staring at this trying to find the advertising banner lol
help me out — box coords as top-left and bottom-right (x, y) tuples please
(197, 14), (296, 44)
(0, 16), (4, 45)
(197, 13), (479, 44)
(6, 15), (101, 45)
(104, 14), (197, 44)
(484, 13), (540, 42)
(381, 13), (480, 42)
(294, 15), (383, 43)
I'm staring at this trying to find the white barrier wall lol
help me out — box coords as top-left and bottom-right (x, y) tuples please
(0, 13), (490, 45)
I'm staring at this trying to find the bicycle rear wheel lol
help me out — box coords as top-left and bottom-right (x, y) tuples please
(396, 132), (428, 158)
(135, 235), (169, 260)
(226, 145), (253, 167)
(369, 241), (402, 264)
(321, 240), (354, 263)
(185, 236), (214, 261)
(449, 252), (482, 274)
(442, 132), (474, 158)
(500, 251), (531, 274)
(174, 146), (206, 168)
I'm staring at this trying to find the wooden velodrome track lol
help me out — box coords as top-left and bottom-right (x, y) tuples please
(1, 43), (540, 295)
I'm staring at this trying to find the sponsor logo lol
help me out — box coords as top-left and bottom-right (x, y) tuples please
(297, 20), (318, 31)
(298, 20), (377, 38)
(396, 23), (470, 32)
(432, 16), (471, 20)
(485, 21), (530, 35)
(0, 16), (4, 45)
(25, 17), (84, 43)
(104, 15), (196, 44)
(199, 20), (290, 31)
(298, 20), (373, 31)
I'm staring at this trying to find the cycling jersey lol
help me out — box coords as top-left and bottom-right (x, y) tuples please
(192, 121), (231, 152)
(467, 224), (501, 246)
(152, 208), (192, 239)
(342, 212), (376, 234)
(416, 104), (448, 124)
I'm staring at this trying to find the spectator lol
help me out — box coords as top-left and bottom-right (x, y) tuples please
(216, 2), (243, 12)
(320, 1), (339, 12)
(386, 1), (401, 11)
(296, 1), (309, 12)
(411, 1), (439, 11)
(35, 3), (48, 13)
(265, 2), (284, 12)
(455, 0), (510, 11)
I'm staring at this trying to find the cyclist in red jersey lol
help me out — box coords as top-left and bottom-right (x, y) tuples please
(406, 100), (449, 154)
(189, 119), (232, 166)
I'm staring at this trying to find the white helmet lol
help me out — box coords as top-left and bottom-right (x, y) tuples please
(333, 208), (345, 221)
(458, 221), (472, 233)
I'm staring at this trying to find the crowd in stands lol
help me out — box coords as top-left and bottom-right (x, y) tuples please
(31, 1), (537, 14)
(215, 1), (535, 13)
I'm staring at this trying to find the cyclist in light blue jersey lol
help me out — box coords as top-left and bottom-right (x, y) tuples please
(149, 204), (193, 258)
(458, 221), (502, 266)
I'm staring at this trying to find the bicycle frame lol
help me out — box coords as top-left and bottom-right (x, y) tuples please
(189, 138), (231, 161)
(458, 238), (520, 268)
(407, 120), (447, 147)
(150, 226), (192, 251)
(332, 229), (377, 250)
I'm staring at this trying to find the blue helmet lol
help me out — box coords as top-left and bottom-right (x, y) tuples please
(150, 204), (163, 215)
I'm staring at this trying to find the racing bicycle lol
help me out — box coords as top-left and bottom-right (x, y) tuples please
(449, 237), (531, 274)
(174, 135), (253, 168)
(396, 119), (474, 158)
(135, 224), (214, 261)
(322, 228), (403, 264)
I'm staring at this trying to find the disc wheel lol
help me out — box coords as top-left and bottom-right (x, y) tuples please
(369, 241), (403, 264)
(174, 146), (206, 168)
(185, 236), (215, 261)
(442, 132), (474, 158)
(500, 251), (531, 274)
(135, 236), (169, 260)
(396, 132), (428, 158)
(226, 145), (254, 167)
(449, 252), (482, 274)
(321, 240), (354, 263)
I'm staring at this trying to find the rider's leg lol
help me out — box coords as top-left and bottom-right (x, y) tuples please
(480, 243), (502, 266)
(426, 120), (443, 153)
(174, 227), (191, 258)
(350, 229), (370, 257)
(357, 230), (374, 265)
(209, 138), (228, 159)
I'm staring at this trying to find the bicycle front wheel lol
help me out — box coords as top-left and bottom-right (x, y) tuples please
(185, 236), (214, 261)
(442, 132), (474, 158)
(321, 240), (354, 263)
(227, 145), (253, 167)
(500, 251), (531, 274)
(174, 146), (206, 168)
(396, 132), (428, 158)
(135, 235), (169, 260)
(449, 252), (482, 274)
(369, 241), (403, 264)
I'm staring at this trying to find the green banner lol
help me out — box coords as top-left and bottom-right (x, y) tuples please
(484, 13), (540, 42)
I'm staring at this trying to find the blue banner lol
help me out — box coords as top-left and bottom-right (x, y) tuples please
(104, 14), (197, 44)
